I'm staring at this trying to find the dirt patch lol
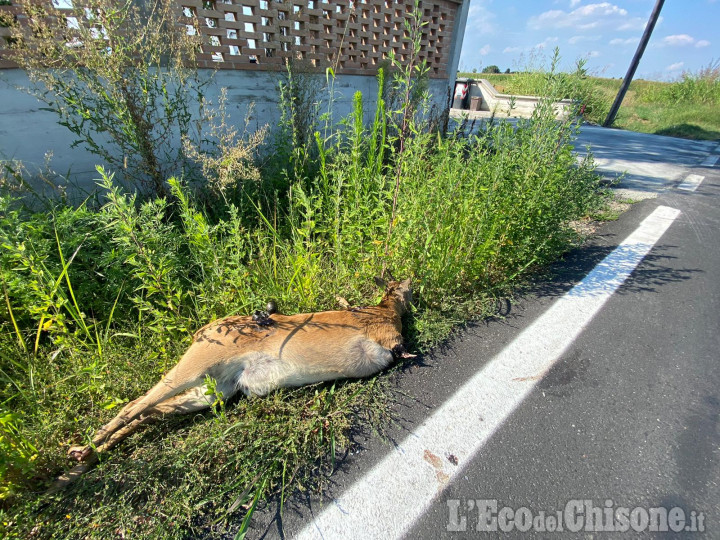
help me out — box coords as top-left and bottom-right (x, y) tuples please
(570, 197), (633, 237)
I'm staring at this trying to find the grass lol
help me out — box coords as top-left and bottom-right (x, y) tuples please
(463, 60), (720, 141)
(0, 50), (611, 539)
(616, 101), (720, 140)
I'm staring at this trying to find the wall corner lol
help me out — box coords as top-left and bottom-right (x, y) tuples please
(446, 0), (470, 96)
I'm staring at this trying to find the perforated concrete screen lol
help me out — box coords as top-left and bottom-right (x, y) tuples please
(0, 0), (463, 77)
(181, 0), (460, 77)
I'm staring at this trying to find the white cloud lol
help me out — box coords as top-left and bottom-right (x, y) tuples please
(529, 9), (570, 29)
(467, 1), (497, 36)
(587, 50), (601, 58)
(663, 34), (696, 46)
(569, 35), (601, 44)
(479, 44), (492, 56)
(617, 16), (653, 32)
(570, 0), (582, 6)
(610, 37), (639, 46)
(666, 62), (684, 72)
(503, 46), (523, 54)
(529, 2), (646, 32)
(657, 34), (710, 49)
(535, 36), (560, 50)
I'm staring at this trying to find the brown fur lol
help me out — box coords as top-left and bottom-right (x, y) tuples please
(53, 279), (412, 491)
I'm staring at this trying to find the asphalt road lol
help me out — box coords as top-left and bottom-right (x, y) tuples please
(250, 127), (720, 539)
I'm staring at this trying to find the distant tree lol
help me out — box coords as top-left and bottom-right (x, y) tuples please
(505, 68), (511, 74)
(482, 65), (501, 74)
(472, 68), (478, 74)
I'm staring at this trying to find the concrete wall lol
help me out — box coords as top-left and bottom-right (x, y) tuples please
(1, 0), (471, 194)
(0, 69), (451, 192)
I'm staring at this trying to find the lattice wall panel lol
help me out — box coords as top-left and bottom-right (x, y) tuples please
(0, 3), (21, 69)
(181, 0), (461, 77)
(0, 0), (462, 77)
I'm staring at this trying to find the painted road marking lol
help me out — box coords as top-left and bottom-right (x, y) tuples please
(701, 154), (720, 168)
(295, 205), (682, 540)
(677, 174), (705, 192)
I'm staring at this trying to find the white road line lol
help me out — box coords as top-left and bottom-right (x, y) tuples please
(295, 205), (682, 540)
(701, 154), (720, 168)
(677, 174), (705, 192)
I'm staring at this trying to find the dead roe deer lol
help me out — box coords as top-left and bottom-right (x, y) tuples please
(54, 278), (413, 489)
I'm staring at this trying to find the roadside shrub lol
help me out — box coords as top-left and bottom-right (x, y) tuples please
(0, 409), (38, 500)
(183, 91), (269, 204)
(8, 0), (208, 197)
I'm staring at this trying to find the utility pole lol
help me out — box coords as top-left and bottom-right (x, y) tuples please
(603, 0), (665, 127)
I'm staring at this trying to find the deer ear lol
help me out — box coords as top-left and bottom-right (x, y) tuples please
(400, 278), (412, 289)
(374, 276), (387, 289)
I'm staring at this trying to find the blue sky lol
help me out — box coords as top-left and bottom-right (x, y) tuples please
(458, 1), (720, 80)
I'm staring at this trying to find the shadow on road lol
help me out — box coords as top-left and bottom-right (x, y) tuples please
(655, 123), (720, 141)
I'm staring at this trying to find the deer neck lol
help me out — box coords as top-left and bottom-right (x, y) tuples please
(378, 296), (405, 317)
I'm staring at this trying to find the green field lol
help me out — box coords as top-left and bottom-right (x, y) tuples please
(460, 69), (720, 141)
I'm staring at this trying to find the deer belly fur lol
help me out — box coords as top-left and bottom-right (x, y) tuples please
(233, 336), (394, 396)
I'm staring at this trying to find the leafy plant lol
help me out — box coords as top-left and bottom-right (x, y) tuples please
(8, 0), (209, 197)
(0, 410), (38, 500)
(183, 91), (269, 203)
(203, 375), (226, 420)
(637, 60), (720, 105)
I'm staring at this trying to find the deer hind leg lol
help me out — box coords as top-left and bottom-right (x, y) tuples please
(93, 385), (222, 454)
(68, 366), (209, 462)
(52, 386), (221, 493)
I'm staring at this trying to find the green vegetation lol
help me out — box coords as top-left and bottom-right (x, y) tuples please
(462, 58), (720, 140)
(461, 50), (612, 125)
(1, 8), (609, 540)
(8, 0), (206, 197)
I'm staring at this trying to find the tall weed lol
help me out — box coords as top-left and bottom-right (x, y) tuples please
(637, 60), (720, 105)
(473, 48), (611, 124)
